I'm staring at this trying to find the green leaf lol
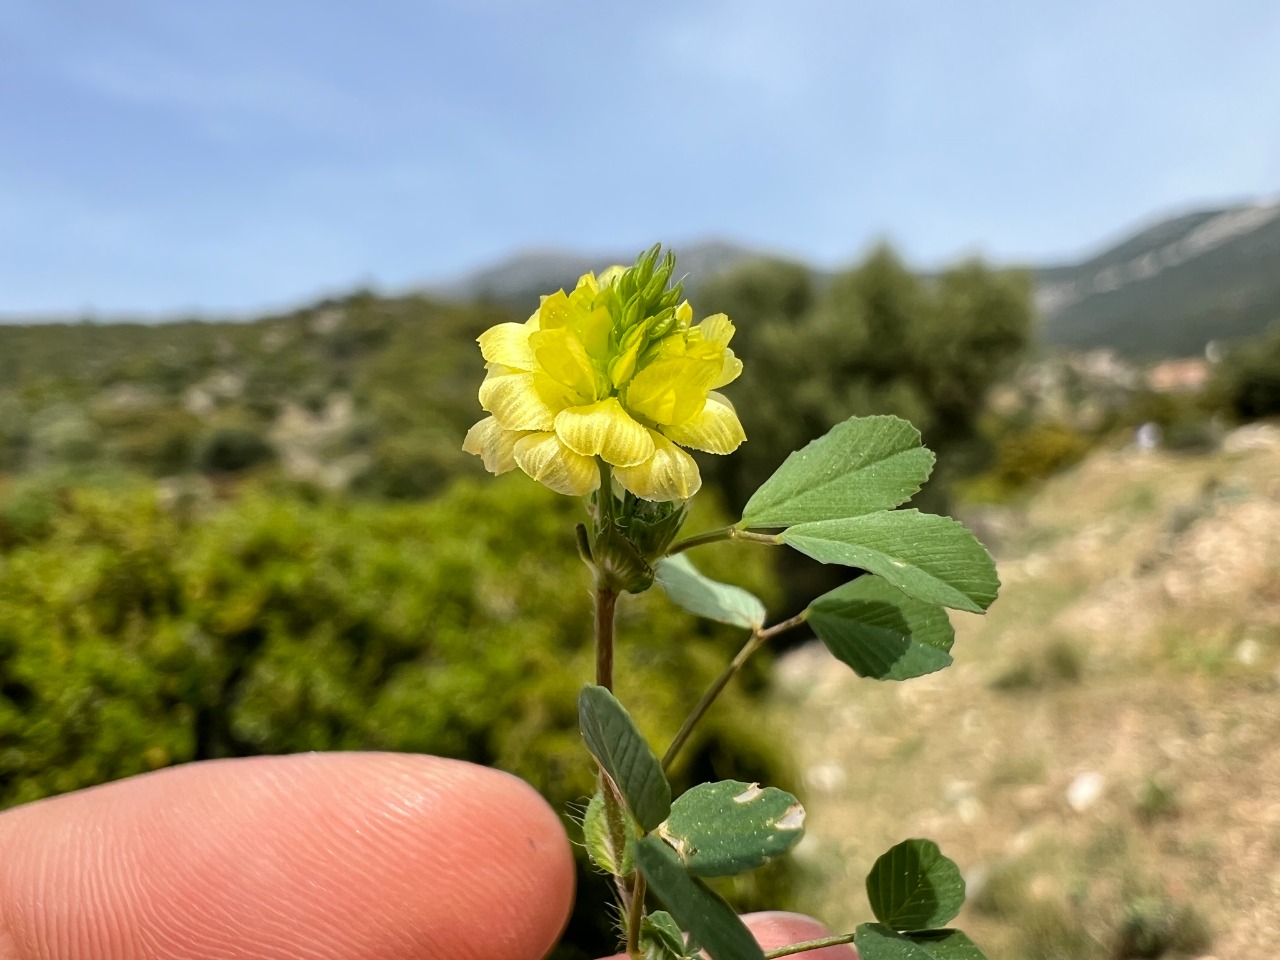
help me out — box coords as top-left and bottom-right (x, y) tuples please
(578, 685), (672, 832)
(779, 511), (998, 614)
(634, 835), (764, 960)
(659, 779), (804, 877)
(741, 416), (935, 528)
(866, 839), (966, 931)
(654, 555), (766, 630)
(583, 790), (634, 876)
(854, 924), (987, 960)
(807, 576), (955, 680)
(639, 910), (692, 960)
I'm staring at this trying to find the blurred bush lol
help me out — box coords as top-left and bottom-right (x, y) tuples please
(1210, 321), (1280, 421)
(0, 473), (788, 957)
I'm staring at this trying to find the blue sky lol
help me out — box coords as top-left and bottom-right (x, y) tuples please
(3, 0), (1279, 317)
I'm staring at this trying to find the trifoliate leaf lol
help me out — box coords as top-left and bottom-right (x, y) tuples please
(654, 555), (766, 630)
(741, 416), (934, 528)
(807, 576), (955, 680)
(658, 780), (804, 877)
(634, 835), (764, 960)
(779, 511), (998, 613)
(866, 839), (966, 931)
(855, 924), (987, 960)
(578, 685), (671, 832)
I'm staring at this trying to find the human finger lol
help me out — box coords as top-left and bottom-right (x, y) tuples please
(0, 752), (574, 960)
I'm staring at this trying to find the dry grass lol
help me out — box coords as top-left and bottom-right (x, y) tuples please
(769, 429), (1280, 959)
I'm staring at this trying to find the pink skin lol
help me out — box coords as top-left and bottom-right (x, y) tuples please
(0, 754), (854, 960)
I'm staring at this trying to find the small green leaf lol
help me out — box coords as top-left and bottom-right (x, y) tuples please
(741, 416), (935, 528)
(583, 790), (634, 876)
(578, 685), (672, 832)
(855, 924), (987, 959)
(660, 780), (804, 877)
(807, 576), (955, 680)
(654, 555), (766, 630)
(634, 835), (764, 960)
(779, 511), (998, 613)
(639, 910), (692, 960)
(866, 839), (966, 931)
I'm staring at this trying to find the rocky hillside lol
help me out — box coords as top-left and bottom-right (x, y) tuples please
(771, 424), (1280, 959)
(1037, 200), (1280, 359)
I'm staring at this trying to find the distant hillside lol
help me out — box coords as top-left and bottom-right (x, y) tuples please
(436, 201), (1280, 361)
(1036, 199), (1280, 358)
(430, 240), (780, 306)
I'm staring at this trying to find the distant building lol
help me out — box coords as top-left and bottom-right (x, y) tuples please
(1146, 358), (1209, 393)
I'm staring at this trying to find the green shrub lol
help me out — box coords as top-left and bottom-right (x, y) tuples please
(0, 475), (788, 957)
(194, 427), (275, 473)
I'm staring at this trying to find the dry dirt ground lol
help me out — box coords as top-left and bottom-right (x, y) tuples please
(769, 425), (1280, 959)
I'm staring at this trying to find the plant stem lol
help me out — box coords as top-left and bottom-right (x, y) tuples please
(595, 584), (617, 691)
(764, 932), (857, 958)
(666, 526), (783, 556)
(661, 611), (808, 771)
(624, 874), (647, 957)
(666, 526), (734, 555)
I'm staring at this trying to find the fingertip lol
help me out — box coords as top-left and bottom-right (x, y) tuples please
(741, 912), (857, 957)
(0, 753), (576, 960)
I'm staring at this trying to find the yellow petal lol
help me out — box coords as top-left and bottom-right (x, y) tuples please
(713, 348), (743, 389)
(675, 301), (693, 329)
(478, 370), (559, 431)
(597, 265), (626, 287)
(513, 432), (600, 496)
(462, 416), (524, 474)
(477, 322), (536, 370)
(694, 313), (735, 349)
(538, 289), (573, 329)
(531, 327), (603, 400)
(614, 431), (702, 502)
(661, 393), (745, 454)
(554, 398), (655, 467)
(624, 356), (719, 426)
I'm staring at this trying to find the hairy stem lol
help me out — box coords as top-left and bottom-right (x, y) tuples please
(764, 932), (858, 958)
(592, 573), (638, 952)
(661, 611), (808, 771)
(624, 874), (647, 957)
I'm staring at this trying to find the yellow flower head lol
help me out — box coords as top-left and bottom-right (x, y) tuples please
(463, 250), (745, 501)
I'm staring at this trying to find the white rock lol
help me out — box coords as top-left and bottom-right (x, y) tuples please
(1066, 771), (1106, 812)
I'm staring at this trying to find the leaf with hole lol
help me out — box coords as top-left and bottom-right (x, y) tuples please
(658, 779), (804, 877)
(779, 511), (998, 613)
(578, 684), (671, 832)
(854, 924), (987, 959)
(634, 835), (764, 960)
(807, 576), (954, 680)
(741, 415), (934, 528)
(654, 554), (766, 630)
(866, 839), (966, 931)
